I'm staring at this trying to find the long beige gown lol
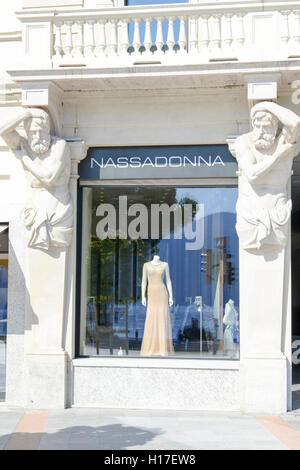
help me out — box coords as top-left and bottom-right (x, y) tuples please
(140, 261), (174, 356)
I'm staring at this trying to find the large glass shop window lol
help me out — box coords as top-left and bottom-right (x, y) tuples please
(0, 226), (8, 401)
(80, 187), (239, 359)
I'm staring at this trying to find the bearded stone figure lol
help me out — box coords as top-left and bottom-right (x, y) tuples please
(234, 101), (300, 251)
(0, 108), (72, 250)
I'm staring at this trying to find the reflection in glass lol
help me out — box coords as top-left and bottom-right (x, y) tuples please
(80, 186), (239, 359)
(0, 258), (8, 401)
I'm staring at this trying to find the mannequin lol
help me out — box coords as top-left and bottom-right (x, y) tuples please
(140, 256), (174, 356)
(223, 299), (239, 358)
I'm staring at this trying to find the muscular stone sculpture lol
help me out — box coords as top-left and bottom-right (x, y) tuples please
(234, 101), (300, 251)
(0, 108), (72, 250)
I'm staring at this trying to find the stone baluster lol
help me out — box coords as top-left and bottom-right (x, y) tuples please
(155, 17), (164, 54)
(235, 12), (246, 51)
(64, 21), (74, 60)
(97, 19), (106, 57)
(211, 14), (222, 52)
(54, 21), (63, 58)
(85, 20), (96, 58)
(116, 19), (122, 56)
(108, 19), (118, 56)
(280, 11), (291, 56)
(119, 18), (129, 56)
(166, 17), (175, 54)
(144, 17), (152, 54)
(292, 10), (300, 52)
(132, 18), (141, 55)
(223, 14), (233, 53)
(280, 11), (291, 44)
(198, 15), (209, 55)
(178, 16), (187, 53)
(75, 20), (84, 58)
(189, 15), (198, 53)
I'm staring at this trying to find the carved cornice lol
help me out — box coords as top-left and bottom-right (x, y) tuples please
(67, 139), (88, 180)
(0, 31), (22, 42)
(20, 81), (64, 136)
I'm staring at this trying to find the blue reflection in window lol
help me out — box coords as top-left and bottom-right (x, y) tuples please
(83, 186), (239, 358)
(0, 265), (7, 338)
(126, 0), (188, 51)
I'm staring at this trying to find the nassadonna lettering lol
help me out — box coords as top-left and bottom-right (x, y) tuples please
(91, 154), (225, 169)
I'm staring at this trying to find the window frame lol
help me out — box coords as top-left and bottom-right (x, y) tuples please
(75, 178), (239, 360)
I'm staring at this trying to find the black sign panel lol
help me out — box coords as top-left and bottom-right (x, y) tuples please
(79, 145), (237, 180)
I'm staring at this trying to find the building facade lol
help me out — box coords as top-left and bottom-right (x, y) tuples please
(0, 0), (300, 414)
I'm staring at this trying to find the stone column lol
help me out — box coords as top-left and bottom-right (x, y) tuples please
(0, 80), (88, 408)
(228, 100), (299, 414)
(64, 140), (88, 407)
(238, 234), (290, 414)
(23, 140), (88, 409)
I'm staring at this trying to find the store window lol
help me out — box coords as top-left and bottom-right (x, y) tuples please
(0, 225), (8, 401)
(79, 186), (239, 359)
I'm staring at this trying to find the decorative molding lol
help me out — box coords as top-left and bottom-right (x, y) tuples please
(67, 139), (88, 180)
(22, 0), (83, 8)
(7, 59), (300, 95)
(20, 81), (64, 136)
(245, 74), (281, 103)
(96, 0), (115, 6)
(226, 135), (238, 160)
(0, 31), (22, 42)
(0, 86), (22, 106)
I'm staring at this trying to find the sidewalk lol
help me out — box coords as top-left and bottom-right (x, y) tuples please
(1, 406), (300, 450)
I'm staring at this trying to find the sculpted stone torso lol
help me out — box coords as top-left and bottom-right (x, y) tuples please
(22, 137), (70, 189)
(233, 101), (300, 251)
(0, 108), (73, 250)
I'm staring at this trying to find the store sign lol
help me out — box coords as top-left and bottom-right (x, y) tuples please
(79, 145), (237, 180)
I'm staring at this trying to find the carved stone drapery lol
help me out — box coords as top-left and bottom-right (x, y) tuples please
(0, 107), (73, 250)
(229, 101), (300, 252)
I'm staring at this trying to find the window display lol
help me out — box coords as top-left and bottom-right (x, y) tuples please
(79, 186), (239, 359)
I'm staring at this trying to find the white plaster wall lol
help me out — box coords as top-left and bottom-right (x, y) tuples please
(0, 0), (28, 405)
(73, 361), (240, 411)
(62, 88), (249, 147)
(5, 220), (27, 406)
(0, 1), (22, 34)
(0, 1), (24, 216)
(0, 108), (28, 405)
(0, 119), (28, 223)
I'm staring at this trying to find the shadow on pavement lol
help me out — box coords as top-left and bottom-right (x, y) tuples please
(3, 423), (163, 450)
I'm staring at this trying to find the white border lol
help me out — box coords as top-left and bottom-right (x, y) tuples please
(78, 178), (240, 367)
(73, 357), (240, 370)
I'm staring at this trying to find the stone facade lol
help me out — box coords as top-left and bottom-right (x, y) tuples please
(0, 0), (299, 413)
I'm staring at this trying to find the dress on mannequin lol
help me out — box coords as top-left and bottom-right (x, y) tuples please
(141, 258), (174, 356)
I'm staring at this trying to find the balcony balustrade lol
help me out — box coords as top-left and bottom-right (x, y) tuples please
(15, 1), (300, 68)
